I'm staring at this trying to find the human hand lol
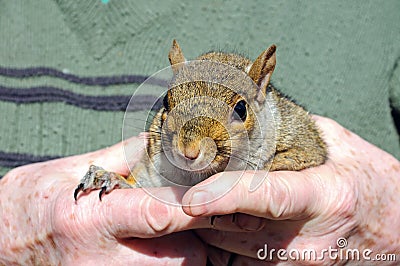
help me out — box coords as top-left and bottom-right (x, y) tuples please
(0, 134), (209, 265)
(1, 133), (261, 265)
(182, 116), (400, 265)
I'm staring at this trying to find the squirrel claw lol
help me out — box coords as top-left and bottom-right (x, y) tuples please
(74, 165), (134, 201)
(99, 186), (107, 201)
(74, 183), (84, 201)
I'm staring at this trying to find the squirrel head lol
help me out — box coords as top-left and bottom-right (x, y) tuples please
(168, 39), (276, 101)
(158, 40), (277, 178)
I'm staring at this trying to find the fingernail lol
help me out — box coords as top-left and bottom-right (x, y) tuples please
(236, 215), (265, 231)
(188, 190), (210, 216)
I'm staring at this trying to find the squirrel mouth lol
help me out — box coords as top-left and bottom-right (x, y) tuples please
(170, 154), (228, 176)
(179, 157), (215, 173)
(185, 156), (229, 175)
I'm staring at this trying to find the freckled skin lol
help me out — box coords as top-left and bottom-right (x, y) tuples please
(188, 116), (400, 265)
(0, 117), (399, 264)
(0, 137), (209, 265)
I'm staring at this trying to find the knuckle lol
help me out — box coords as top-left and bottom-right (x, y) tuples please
(3, 164), (30, 179)
(331, 183), (357, 218)
(234, 213), (265, 231)
(267, 176), (293, 218)
(141, 196), (173, 234)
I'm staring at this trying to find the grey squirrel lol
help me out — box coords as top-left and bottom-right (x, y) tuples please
(74, 40), (327, 200)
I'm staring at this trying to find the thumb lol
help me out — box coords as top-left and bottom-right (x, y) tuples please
(181, 167), (331, 220)
(66, 133), (148, 178)
(69, 186), (212, 239)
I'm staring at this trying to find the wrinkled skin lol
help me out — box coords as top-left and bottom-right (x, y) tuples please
(0, 133), (262, 265)
(182, 116), (400, 265)
(0, 134), (207, 265)
(1, 116), (399, 265)
(0, 137), (260, 265)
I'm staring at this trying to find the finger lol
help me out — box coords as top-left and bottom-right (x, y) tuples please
(206, 245), (235, 266)
(116, 232), (207, 265)
(196, 223), (304, 260)
(230, 254), (273, 266)
(210, 213), (265, 232)
(197, 226), (338, 264)
(207, 245), (269, 266)
(67, 186), (211, 239)
(96, 187), (267, 238)
(44, 134), (147, 180)
(73, 134), (148, 175)
(71, 231), (207, 265)
(182, 168), (331, 220)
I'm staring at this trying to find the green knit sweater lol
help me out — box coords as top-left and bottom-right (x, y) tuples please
(0, 0), (399, 177)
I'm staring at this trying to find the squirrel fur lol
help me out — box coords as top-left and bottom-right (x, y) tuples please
(129, 40), (327, 187)
(74, 40), (327, 199)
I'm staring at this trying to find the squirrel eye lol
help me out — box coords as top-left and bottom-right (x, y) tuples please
(162, 94), (169, 111)
(232, 100), (247, 122)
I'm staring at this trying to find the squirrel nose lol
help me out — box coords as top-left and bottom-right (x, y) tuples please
(184, 147), (200, 160)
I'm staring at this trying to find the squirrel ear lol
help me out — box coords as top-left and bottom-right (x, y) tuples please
(248, 44), (276, 97)
(168, 39), (186, 74)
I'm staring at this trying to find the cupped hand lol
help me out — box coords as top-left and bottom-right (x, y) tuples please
(182, 116), (400, 265)
(0, 135), (215, 265)
(0, 134), (209, 265)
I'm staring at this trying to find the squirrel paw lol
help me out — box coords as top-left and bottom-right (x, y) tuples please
(74, 165), (134, 201)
